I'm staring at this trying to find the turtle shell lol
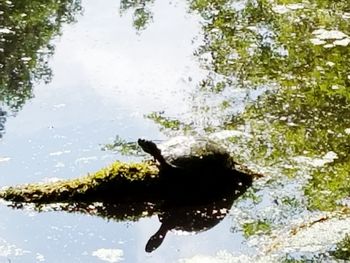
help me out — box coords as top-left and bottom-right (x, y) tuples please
(157, 136), (233, 169)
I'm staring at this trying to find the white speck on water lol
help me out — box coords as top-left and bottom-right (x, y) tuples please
(293, 151), (338, 167)
(49, 150), (71, 156)
(331, 85), (340, 90)
(92, 248), (124, 263)
(272, 3), (304, 14)
(310, 38), (326, 45)
(312, 29), (348, 40)
(287, 3), (305, 10)
(0, 157), (11, 163)
(21, 57), (32, 62)
(209, 130), (252, 140)
(0, 238), (30, 257)
(75, 156), (98, 165)
(345, 128), (350, 134)
(54, 162), (65, 168)
(287, 122), (297, 127)
(310, 29), (350, 47)
(36, 253), (45, 262)
(42, 177), (62, 183)
(0, 28), (14, 34)
(279, 116), (287, 121)
(53, 104), (66, 109)
(323, 43), (334, 49)
(334, 38), (350, 46)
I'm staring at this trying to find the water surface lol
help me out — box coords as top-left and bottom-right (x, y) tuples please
(1, 0), (350, 262)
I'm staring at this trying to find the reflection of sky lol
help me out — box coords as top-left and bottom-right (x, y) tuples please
(0, 0), (249, 262)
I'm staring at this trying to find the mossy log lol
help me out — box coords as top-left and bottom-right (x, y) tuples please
(0, 161), (160, 203)
(0, 159), (258, 204)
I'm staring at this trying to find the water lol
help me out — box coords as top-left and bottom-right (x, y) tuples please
(0, 0), (251, 262)
(1, 0), (350, 262)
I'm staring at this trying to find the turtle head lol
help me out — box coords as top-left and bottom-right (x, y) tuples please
(145, 224), (168, 253)
(138, 138), (169, 168)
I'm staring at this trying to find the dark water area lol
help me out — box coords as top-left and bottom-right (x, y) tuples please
(1, 0), (350, 262)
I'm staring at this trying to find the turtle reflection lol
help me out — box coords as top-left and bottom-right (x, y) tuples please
(145, 193), (239, 253)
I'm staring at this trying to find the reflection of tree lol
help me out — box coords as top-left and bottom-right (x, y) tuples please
(189, 0), (349, 211)
(135, 0), (350, 212)
(0, 0), (82, 120)
(189, 0), (350, 211)
(192, 0), (350, 93)
(0, 0), (82, 139)
(120, 0), (154, 31)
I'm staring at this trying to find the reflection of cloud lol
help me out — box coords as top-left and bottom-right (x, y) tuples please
(52, 0), (205, 116)
(0, 157), (10, 163)
(92, 248), (124, 263)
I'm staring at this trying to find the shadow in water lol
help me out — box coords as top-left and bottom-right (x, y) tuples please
(144, 192), (242, 253)
(8, 167), (252, 253)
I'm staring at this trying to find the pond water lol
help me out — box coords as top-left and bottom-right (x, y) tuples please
(0, 1), (251, 262)
(1, 0), (350, 262)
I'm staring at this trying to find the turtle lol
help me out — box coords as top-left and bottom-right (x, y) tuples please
(138, 137), (254, 252)
(137, 137), (253, 202)
(138, 136), (238, 174)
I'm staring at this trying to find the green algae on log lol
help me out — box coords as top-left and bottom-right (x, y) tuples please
(0, 159), (258, 204)
(0, 161), (159, 203)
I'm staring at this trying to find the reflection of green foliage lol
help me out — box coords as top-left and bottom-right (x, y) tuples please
(120, 0), (154, 31)
(305, 161), (350, 211)
(101, 135), (143, 156)
(0, 0), (82, 111)
(241, 186), (262, 205)
(124, 0), (350, 215)
(113, 0), (350, 257)
(237, 88), (350, 211)
(146, 111), (193, 133)
(331, 234), (350, 260)
(242, 220), (271, 237)
(188, 0), (350, 212)
(191, 0), (350, 95)
(281, 196), (300, 208)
